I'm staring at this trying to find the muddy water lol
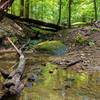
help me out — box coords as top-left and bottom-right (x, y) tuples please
(0, 51), (100, 100)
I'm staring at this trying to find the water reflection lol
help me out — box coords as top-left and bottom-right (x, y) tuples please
(0, 53), (100, 100)
(20, 64), (100, 100)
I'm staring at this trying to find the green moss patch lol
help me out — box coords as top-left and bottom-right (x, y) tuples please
(34, 40), (67, 55)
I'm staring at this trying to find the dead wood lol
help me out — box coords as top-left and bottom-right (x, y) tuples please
(67, 60), (82, 67)
(0, 0), (14, 20)
(0, 37), (26, 97)
(5, 13), (64, 30)
(0, 68), (10, 79)
(15, 20), (58, 32)
(63, 59), (82, 69)
(0, 0), (14, 11)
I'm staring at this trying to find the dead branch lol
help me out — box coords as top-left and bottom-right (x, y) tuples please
(0, 37), (26, 97)
(6, 37), (21, 55)
(0, 0), (14, 11)
(62, 60), (82, 69)
(67, 60), (82, 67)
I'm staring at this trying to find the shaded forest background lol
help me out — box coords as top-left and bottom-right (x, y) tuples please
(8, 0), (100, 25)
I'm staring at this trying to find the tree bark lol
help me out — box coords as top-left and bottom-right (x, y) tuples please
(0, 0), (14, 11)
(57, 0), (62, 25)
(20, 0), (24, 17)
(24, 0), (29, 18)
(93, 0), (97, 21)
(0, 0), (14, 19)
(0, 37), (26, 97)
(68, 0), (72, 28)
(5, 13), (63, 30)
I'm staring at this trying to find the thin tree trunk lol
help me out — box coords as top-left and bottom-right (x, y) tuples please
(68, 0), (72, 28)
(20, 0), (24, 17)
(93, 0), (97, 21)
(57, 0), (62, 25)
(24, 0), (29, 18)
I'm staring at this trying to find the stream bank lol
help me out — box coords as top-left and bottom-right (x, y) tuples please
(0, 16), (100, 100)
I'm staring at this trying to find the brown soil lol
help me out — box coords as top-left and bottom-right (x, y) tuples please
(52, 22), (100, 73)
(0, 17), (100, 73)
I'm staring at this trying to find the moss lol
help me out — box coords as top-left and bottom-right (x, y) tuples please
(75, 33), (86, 45)
(87, 39), (95, 47)
(91, 28), (100, 32)
(34, 40), (67, 55)
(32, 28), (52, 35)
(65, 70), (88, 87)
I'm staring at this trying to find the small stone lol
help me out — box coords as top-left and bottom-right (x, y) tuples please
(28, 74), (37, 81)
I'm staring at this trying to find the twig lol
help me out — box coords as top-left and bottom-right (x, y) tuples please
(66, 59), (82, 68)
(6, 37), (21, 55)
(55, 59), (82, 69)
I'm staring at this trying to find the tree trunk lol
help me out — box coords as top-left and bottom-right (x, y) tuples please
(57, 0), (62, 25)
(24, 0), (29, 18)
(20, 0), (24, 17)
(68, 0), (72, 28)
(93, 0), (97, 21)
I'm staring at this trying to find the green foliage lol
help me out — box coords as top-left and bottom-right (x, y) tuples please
(75, 33), (85, 45)
(11, 37), (17, 44)
(91, 28), (100, 32)
(65, 70), (88, 86)
(8, 0), (100, 24)
(87, 39), (95, 47)
(74, 72), (88, 85)
(9, 0), (20, 15)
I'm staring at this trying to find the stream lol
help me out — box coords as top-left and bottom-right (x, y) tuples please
(0, 51), (100, 100)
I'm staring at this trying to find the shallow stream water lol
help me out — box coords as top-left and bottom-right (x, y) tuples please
(0, 51), (100, 100)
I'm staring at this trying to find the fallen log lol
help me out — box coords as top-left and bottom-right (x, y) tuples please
(0, 0), (14, 20)
(5, 13), (64, 30)
(0, 0), (14, 11)
(0, 37), (26, 97)
(17, 21), (58, 32)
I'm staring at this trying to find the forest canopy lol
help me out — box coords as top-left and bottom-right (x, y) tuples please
(8, 0), (100, 24)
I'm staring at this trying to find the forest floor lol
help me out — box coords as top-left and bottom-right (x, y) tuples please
(52, 23), (100, 73)
(0, 16), (100, 100)
(0, 17), (100, 73)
